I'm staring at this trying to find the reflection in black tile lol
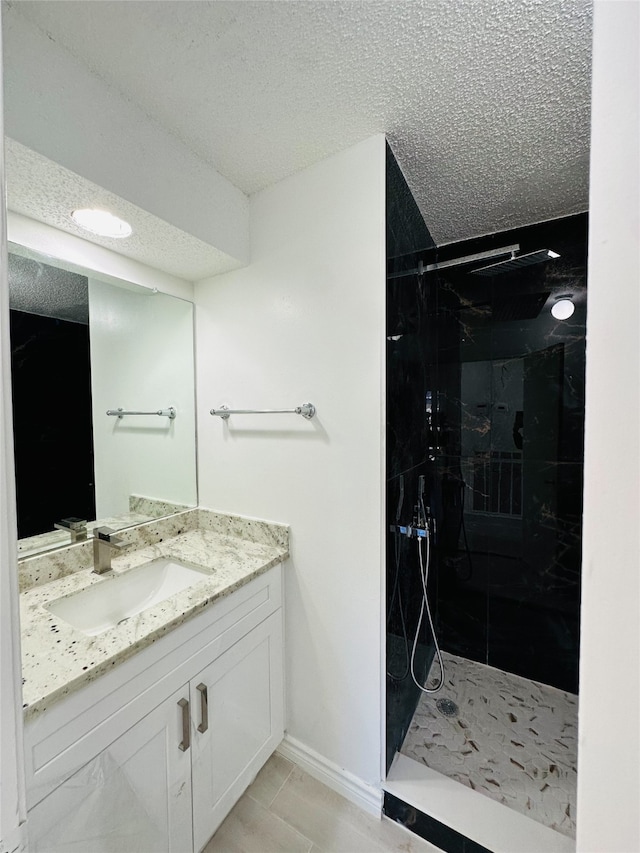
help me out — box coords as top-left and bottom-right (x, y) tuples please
(435, 465), (490, 666)
(383, 792), (492, 853)
(487, 596), (579, 693)
(386, 143), (435, 263)
(386, 634), (433, 771)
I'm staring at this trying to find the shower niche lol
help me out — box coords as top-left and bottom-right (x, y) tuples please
(385, 144), (586, 848)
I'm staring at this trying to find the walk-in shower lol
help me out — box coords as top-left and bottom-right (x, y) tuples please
(385, 145), (586, 851)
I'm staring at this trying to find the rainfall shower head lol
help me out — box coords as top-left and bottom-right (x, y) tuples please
(470, 249), (560, 277)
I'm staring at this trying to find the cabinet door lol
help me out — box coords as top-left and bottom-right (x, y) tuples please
(27, 687), (193, 853)
(190, 611), (284, 851)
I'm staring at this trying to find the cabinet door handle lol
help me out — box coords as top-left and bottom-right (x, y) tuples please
(178, 697), (190, 751)
(196, 683), (208, 734)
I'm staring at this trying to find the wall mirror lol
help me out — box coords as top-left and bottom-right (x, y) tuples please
(9, 242), (198, 559)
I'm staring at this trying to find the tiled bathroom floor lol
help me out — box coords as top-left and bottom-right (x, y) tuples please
(400, 651), (578, 838)
(204, 753), (439, 852)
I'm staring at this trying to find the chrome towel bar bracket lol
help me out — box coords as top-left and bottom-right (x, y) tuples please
(210, 402), (316, 420)
(107, 407), (176, 419)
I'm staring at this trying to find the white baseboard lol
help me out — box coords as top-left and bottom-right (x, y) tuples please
(276, 734), (383, 818)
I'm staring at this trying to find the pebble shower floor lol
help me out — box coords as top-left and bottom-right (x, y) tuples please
(400, 651), (578, 838)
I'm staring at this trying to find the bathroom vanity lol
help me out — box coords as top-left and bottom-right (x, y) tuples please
(19, 509), (287, 852)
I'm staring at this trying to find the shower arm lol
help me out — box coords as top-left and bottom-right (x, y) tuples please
(387, 244), (520, 280)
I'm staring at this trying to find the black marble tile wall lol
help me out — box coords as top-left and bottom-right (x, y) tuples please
(385, 145), (438, 770)
(386, 211), (587, 757)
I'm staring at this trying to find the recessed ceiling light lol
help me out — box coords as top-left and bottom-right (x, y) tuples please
(71, 208), (132, 238)
(551, 298), (575, 320)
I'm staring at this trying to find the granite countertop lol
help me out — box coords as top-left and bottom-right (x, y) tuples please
(20, 510), (289, 721)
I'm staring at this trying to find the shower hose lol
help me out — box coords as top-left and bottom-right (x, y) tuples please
(410, 510), (445, 694)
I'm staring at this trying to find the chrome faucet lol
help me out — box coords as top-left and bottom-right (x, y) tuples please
(92, 527), (125, 574)
(54, 517), (88, 543)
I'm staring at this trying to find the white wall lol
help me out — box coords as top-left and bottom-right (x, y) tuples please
(89, 279), (197, 519)
(0, 232), (25, 853)
(195, 135), (386, 792)
(577, 2), (640, 851)
(0, 21), (26, 852)
(2, 7), (249, 265)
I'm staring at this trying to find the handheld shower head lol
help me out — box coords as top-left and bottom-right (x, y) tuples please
(396, 475), (405, 523)
(417, 475), (427, 526)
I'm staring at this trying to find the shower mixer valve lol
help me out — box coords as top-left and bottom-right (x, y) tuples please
(389, 522), (429, 539)
(389, 476), (435, 539)
(389, 506), (433, 540)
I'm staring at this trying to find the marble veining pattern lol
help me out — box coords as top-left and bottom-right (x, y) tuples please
(400, 652), (577, 838)
(20, 510), (289, 720)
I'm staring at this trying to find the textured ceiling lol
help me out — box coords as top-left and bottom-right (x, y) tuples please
(7, 0), (592, 246)
(8, 250), (88, 324)
(5, 140), (243, 281)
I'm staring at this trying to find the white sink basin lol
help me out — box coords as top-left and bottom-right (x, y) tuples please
(46, 558), (211, 636)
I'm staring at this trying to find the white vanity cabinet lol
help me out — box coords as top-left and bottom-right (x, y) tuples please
(27, 685), (195, 852)
(24, 565), (284, 853)
(190, 613), (283, 851)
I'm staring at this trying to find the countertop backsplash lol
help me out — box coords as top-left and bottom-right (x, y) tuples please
(18, 507), (289, 593)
